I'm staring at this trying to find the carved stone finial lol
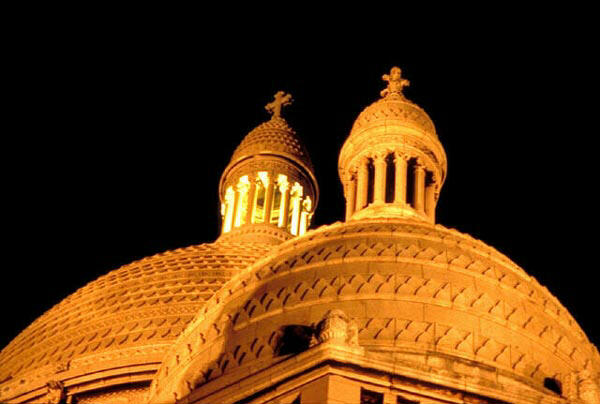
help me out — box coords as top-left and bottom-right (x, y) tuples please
(46, 380), (65, 404)
(316, 309), (359, 346)
(381, 66), (410, 99)
(265, 91), (293, 119)
(578, 367), (600, 404)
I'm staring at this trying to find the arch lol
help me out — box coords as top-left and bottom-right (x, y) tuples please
(385, 153), (395, 203)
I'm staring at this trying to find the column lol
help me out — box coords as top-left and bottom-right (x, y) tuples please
(290, 195), (301, 235)
(344, 172), (357, 220)
(245, 178), (257, 225)
(373, 153), (387, 204)
(301, 197), (312, 234)
(394, 152), (408, 204)
(223, 187), (235, 233)
(232, 185), (241, 227)
(263, 174), (275, 223)
(425, 182), (436, 222)
(299, 211), (309, 235)
(355, 157), (369, 211)
(233, 181), (249, 228)
(278, 181), (291, 228)
(414, 160), (426, 213)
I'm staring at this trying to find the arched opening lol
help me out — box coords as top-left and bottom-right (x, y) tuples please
(270, 185), (282, 225)
(385, 153), (395, 203)
(544, 377), (562, 395)
(253, 175), (267, 223)
(405, 158), (416, 207)
(366, 158), (375, 205)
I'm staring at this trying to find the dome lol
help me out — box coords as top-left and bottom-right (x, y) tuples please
(0, 240), (273, 402)
(148, 218), (600, 403)
(229, 116), (313, 172)
(218, 91), (318, 240)
(338, 67), (447, 224)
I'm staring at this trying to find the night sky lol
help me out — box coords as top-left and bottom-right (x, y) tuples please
(4, 22), (598, 352)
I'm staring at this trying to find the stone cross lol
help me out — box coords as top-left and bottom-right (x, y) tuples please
(381, 66), (410, 98)
(265, 91), (293, 118)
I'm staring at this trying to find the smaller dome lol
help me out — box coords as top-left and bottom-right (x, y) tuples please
(338, 67), (447, 223)
(218, 91), (318, 240)
(230, 116), (313, 171)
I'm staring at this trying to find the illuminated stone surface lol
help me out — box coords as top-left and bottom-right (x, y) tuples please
(1, 70), (598, 404)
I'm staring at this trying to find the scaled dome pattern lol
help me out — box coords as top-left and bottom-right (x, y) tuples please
(230, 116), (313, 171)
(149, 220), (600, 403)
(0, 241), (271, 388)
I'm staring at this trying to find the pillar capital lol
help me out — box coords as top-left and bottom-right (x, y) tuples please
(236, 181), (250, 192)
(342, 171), (355, 183)
(277, 178), (290, 193)
(372, 151), (388, 163)
(393, 151), (410, 162)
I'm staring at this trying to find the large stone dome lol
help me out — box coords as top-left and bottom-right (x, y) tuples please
(0, 240), (273, 403)
(148, 219), (600, 403)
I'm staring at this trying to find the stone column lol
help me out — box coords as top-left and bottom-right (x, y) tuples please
(263, 175), (275, 223)
(299, 210), (309, 235)
(414, 160), (426, 213)
(232, 186), (241, 228)
(223, 187), (235, 233)
(355, 157), (369, 211)
(344, 172), (357, 220)
(245, 178), (257, 225)
(373, 153), (387, 204)
(290, 195), (301, 235)
(278, 182), (291, 228)
(394, 152), (408, 205)
(425, 182), (436, 222)
(234, 181), (249, 228)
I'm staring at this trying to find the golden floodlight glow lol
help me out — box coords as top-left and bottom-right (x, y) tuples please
(1, 69), (598, 404)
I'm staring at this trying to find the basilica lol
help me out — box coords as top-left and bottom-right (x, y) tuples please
(1, 67), (598, 404)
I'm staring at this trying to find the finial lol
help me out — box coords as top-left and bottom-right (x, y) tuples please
(265, 91), (293, 119)
(381, 66), (410, 99)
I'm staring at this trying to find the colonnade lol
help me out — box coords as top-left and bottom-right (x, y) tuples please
(345, 152), (437, 221)
(222, 172), (312, 236)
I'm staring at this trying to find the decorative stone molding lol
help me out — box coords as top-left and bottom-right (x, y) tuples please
(316, 310), (359, 346)
(45, 380), (65, 404)
(579, 367), (600, 403)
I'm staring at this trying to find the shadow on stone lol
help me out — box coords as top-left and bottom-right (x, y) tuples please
(275, 325), (315, 356)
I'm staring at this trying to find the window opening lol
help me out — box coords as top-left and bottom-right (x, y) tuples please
(361, 388), (383, 404)
(544, 377), (562, 395)
(366, 158), (375, 205)
(270, 183), (282, 225)
(406, 158), (416, 207)
(385, 153), (395, 203)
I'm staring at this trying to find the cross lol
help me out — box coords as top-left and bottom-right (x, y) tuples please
(381, 67), (410, 98)
(265, 91), (293, 118)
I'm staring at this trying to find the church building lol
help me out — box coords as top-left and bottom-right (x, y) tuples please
(1, 67), (598, 404)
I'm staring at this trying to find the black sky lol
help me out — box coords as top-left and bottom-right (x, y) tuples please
(4, 19), (598, 350)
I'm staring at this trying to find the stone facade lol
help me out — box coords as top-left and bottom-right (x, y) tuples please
(1, 69), (598, 404)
